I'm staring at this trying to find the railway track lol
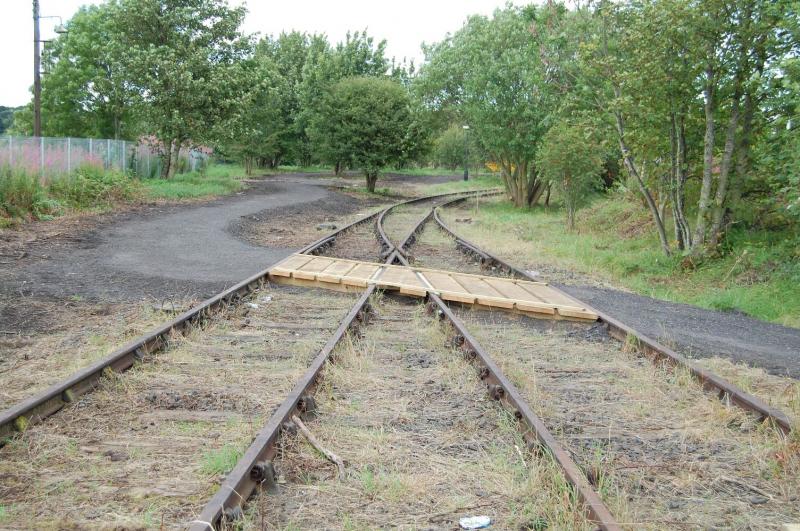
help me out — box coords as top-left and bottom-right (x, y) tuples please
(0, 187), (796, 529)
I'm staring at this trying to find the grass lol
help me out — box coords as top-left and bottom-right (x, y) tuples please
(0, 162), (250, 224)
(141, 163), (246, 199)
(201, 444), (244, 475)
(446, 193), (800, 327)
(423, 173), (503, 195)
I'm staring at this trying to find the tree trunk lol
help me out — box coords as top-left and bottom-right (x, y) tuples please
(167, 141), (180, 179)
(693, 62), (716, 252)
(669, 112), (692, 251)
(334, 161), (342, 176)
(544, 182), (552, 207)
(613, 106), (671, 256)
(160, 139), (173, 178)
(365, 171), (378, 193)
(729, 90), (754, 210)
(709, 81), (742, 248)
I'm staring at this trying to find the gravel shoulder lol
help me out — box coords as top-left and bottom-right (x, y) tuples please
(439, 204), (800, 379)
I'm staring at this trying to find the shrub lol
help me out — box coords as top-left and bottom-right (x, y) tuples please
(0, 167), (61, 220)
(49, 164), (141, 208)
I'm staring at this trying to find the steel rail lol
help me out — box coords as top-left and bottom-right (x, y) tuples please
(0, 189), (500, 440)
(431, 207), (794, 434)
(188, 188), (497, 529)
(383, 209), (622, 530)
(0, 198), (408, 441)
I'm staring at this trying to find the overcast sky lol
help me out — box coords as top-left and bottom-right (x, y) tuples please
(1, 0), (526, 107)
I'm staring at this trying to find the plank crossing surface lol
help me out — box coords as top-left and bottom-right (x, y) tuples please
(269, 254), (598, 321)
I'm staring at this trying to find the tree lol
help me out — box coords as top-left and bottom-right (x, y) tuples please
(537, 122), (604, 230)
(297, 30), (391, 171)
(575, 0), (796, 256)
(212, 56), (288, 174)
(433, 125), (477, 170)
(416, 5), (566, 207)
(308, 77), (416, 192)
(109, 0), (250, 178)
(11, 4), (137, 139)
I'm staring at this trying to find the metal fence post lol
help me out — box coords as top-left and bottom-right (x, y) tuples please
(146, 148), (151, 177)
(106, 139), (111, 169)
(122, 140), (126, 172)
(67, 137), (71, 174)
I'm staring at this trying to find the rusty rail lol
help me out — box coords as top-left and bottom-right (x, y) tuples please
(0, 198), (402, 441)
(383, 210), (622, 531)
(188, 189), (496, 529)
(431, 207), (793, 433)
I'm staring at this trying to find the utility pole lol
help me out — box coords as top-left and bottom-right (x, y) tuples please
(462, 125), (470, 181)
(33, 0), (41, 137)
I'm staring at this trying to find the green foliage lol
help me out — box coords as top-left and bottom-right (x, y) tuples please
(27, 4), (136, 139)
(416, 5), (566, 207)
(308, 77), (419, 191)
(141, 164), (245, 199)
(110, 0), (250, 177)
(0, 107), (19, 135)
(537, 122), (604, 229)
(0, 168), (60, 220)
(432, 126), (472, 170)
(49, 165), (141, 208)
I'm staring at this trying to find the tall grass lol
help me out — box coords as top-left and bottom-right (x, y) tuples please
(0, 163), (246, 224)
(141, 164), (246, 199)
(461, 195), (800, 327)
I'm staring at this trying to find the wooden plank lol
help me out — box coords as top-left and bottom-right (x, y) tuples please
(377, 266), (426, 289)
(341, 264), (382, 288)
(316, 261), (357, 284)
(480, 278), (556, 314)
(293, 257), (336, 280)
(421, 271), (476, 304)
(269, 254), (596, 321)
(271, 254), (315, 277)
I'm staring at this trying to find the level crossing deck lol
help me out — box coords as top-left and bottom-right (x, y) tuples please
(269, 254), (598, 321)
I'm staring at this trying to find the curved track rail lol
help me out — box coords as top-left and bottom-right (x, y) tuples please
(430, 206), (793, 433)
(0, 189), (492, 441)
(188, 189), (496, 530)
(381, 201), (622, 530)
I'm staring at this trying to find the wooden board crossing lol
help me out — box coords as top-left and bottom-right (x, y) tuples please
(269, 254), (598, 321)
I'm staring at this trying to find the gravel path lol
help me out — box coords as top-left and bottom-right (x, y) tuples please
(3, 177), (332, 304)
(560, 285), (800, 378)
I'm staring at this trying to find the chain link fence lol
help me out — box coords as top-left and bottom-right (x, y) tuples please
(0, 135), (209, 181)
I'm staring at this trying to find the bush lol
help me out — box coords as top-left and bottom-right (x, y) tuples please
(49, 164), (141, 208)
(0, 167), (61, 220)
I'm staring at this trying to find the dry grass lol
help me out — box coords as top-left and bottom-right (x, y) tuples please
(455, 308), (800, 529)
(0, 299), (175, 410)
(244, 296), (595, 530)
(241, 204), (389, 251)
(0, 285), (357, 528)
(324, 221), (383, 263)
(409, 224), (486, 276)
(381, 204), (432, 245)
(439, 199), (617, 288)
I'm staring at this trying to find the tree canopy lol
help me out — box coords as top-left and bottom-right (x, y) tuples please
(309, 76), (417, 192)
